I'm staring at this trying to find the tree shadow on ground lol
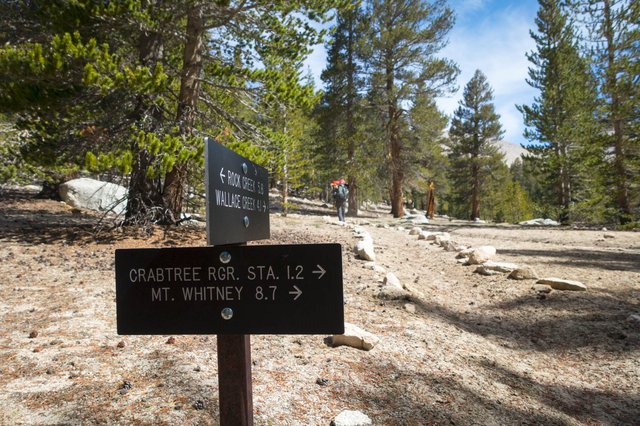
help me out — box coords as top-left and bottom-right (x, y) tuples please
(333, 357), (578, 425)
(0, 201), (205, 247)
(499, 247), (640, 272)
(408, 289), (640, 353)
(471, 358), (640, 425)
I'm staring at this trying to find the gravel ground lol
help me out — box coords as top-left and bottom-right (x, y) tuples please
(0, 191), (639, 425)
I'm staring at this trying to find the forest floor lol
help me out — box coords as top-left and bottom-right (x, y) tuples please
(0, 187), (639, 425)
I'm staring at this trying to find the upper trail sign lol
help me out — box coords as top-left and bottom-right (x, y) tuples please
(205, 138), (270, 245)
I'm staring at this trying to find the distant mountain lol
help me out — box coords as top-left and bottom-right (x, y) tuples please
(493, 140), (527, 166)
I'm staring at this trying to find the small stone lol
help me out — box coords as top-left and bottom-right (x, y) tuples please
(627, 314), (640, 324)
(532, 284), (552, 294)
(29, 330), (38, 339)
(32, 347), (42, 353)
(604, 233), (615, 239)
(316, 377), (329, 386)
(468, 246), (497, 265)
(404, 303), (416, 314)
(537, 278), (586, 291)
(377, 285), (410, 301)
(192, 400), (205, 410)
(118, 380), (132, 393)
(46, 368), (54, 375)
(383, 272), (402, 289)
(508, 267), (539, 280)
(409, 227), (422, 235)
(331, 323), (379, 351)
(332, 410), (372, 426)
(116, 341), (125, 349)
(166, 337), (176, 344)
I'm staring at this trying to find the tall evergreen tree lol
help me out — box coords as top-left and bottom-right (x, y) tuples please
(318, 3), (365, 215)
(447, 70), (504, 220)
(571, 0), (639, 223)
(518, 0), (600, 223)
(362, 0), (458, 217)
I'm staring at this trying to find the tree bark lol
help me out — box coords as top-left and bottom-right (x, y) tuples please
(162, 4), (205, 222)
(125, 24), (164, 224)
(471, 161), (480, 220)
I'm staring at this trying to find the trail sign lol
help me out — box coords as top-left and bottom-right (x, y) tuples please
(205, 138), (270, 245)
(115, 244), (344, 335)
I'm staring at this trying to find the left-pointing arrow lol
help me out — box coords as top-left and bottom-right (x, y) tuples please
(312, 265), (326, 279)
(289, 285), (302, 300)
(219, 168), (225, 183)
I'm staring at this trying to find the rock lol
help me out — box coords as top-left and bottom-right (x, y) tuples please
(456, 258), (469, 264)
(626, 314), (640, 324)
(537, 278), (586, 291)
(467, 246), (497, 265)
(441, 240), (465, 252)
(404, 303), (416, 314)
(409, 227), (422, 235)
(316, 377), (329, 386)
(355, 240), (375, 261)
(166, 336), (176, 344)
(434, 233), (451, 246)
(519, 218), (560, 226)
(377, 285), (410, 300)
(332, 410), (372, 426)
(473, 218), (487, 224)
(508, 267), (539, 280)
(28, 330), (38, 338)
(418, 231), (433, 240)
(116, 340), (125, 349)
(383, 272), (402, 289)
(478, 261), (519, 273)
(474, 267), (502, 276)
(363, 262), (386, 273)
(532, 284), (552, 294)
(456, 247), (474, 258)
(59, 178), (127, 215)
(604, 233), (615, 239)
(331, 323), (379, 351)
(410, 214), (429, 224)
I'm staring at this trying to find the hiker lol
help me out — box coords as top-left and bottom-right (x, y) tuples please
(331, 179), (349, 222)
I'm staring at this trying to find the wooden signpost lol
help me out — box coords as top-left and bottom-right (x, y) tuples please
(115, 137), (344, 425)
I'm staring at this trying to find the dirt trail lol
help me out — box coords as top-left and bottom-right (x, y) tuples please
(0, 193), (638, 425)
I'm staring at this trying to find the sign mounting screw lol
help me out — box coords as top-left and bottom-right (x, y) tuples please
(242, 163), (248, 174)
(219, 251), (231, 264)
(243, 216), (250, 228)
(221, 308), (233, 320)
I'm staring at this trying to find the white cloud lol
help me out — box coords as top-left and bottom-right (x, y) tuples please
(436, 2), (537, 145)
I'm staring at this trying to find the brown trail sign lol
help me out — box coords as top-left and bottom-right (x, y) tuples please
(115, 137), (344, 425)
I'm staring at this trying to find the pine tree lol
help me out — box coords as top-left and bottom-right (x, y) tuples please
(318, 3), (365, 215)
(518, 0), (600, 224)
(447, 70), (504, 220)
(406, 91), (449, 210)
(571, 0), (639, 223)
(362, 0), (458, 217)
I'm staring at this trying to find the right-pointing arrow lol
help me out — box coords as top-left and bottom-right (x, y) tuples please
(289, 285), (302, 300)
(312, 265), (326, 279)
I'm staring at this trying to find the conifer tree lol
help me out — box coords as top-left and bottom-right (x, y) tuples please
(318, 3), (365, 215)
(447, 70), (504, 220)
(518, 0), (600, 223)
(571, 0), (639, 223)
(362, 0), (458, 217)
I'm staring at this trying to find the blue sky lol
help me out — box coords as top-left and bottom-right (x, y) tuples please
(304, 0), (540, 147)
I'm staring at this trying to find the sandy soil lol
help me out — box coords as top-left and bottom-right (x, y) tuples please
(0, 189), (638, 425)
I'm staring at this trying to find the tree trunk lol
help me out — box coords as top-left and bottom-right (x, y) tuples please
(345, 12), (358, 217)
(162, 4), (205, 222)
(125, 25), (164, 224)
(471, 162), (480, 220)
